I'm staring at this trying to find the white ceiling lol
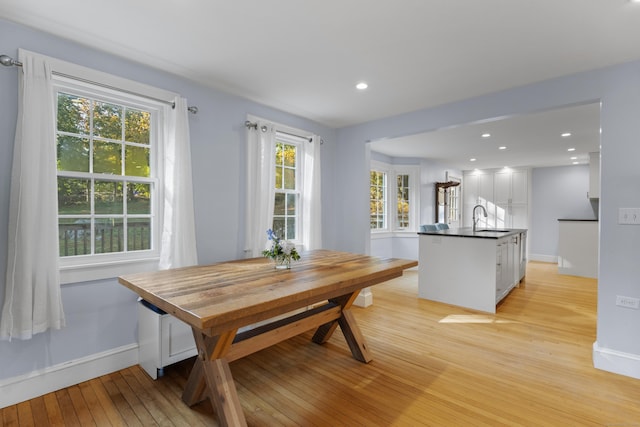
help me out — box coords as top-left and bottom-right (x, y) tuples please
(0, 1), (637, 168)
(371, 102), (601, 170)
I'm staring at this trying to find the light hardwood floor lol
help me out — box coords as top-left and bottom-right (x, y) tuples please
(3, 262), (640, 426)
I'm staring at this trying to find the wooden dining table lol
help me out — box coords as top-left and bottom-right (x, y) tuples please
(118, 249), (418, 426)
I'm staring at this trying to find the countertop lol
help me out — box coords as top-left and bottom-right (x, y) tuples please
(558, 218), (598, 222)
(417, 227), (527, 239)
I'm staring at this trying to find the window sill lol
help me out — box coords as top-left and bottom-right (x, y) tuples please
(60, 256), (160, 285)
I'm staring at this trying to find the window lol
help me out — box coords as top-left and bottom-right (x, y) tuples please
(370, 161), (419, 233)
(56, 91), (156, 257)
(52, 72), (170, 282)
(273, 136), (300, 241)
(370, 169), (387, 230)
(396, 174), (410, 228)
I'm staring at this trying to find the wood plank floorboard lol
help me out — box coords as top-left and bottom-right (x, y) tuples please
(3, 261), (640, 426)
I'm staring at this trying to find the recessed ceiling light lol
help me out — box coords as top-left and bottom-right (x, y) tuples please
(561, 132), (572, 138)
(498, 146), (506, 150)
(567, 147), (576, 152)
(470, 158), (477, 162)
(356, 82), (368, 90)
(481, 133), (491, 138)
(573, 161), (580, 165)
(570, 156), (577, 160)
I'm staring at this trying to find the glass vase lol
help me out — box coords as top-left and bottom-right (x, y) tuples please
(273, 256), (291, 270)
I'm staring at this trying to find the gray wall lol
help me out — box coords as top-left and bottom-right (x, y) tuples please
(0, 19), (337, 380)
(334, 59), (640, 369)
(530, 165), (598, 260)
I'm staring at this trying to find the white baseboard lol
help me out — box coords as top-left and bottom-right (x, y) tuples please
(593, 341), (640, 380)
(0, 343), (138, 409)
(529, 253), (558, 263)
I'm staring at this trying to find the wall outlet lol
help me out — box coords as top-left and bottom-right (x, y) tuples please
(616, 295), (640, 309)
(618, 208), (640, 225)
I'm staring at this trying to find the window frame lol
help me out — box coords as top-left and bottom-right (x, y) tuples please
(370, 161), (419, 237)
(273, 132), (302, 244)
(370, 162), (389, 233)
(43, 55), (177, 284)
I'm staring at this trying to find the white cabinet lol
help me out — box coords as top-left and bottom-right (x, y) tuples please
(518, 232), (527, 280)
(495, 232), (526, 303)
(138, 301), (197, 379)
(588, 152), (600, 199)
(494, 169), (528, 229)
(495, 239), (511, 301)
(463, 168), (529, 230)
(463, 171), (494, 228)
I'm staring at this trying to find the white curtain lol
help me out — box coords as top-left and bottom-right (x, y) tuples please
(244, 120), (276, 258)
(1, 51), (65, 340)
(302, 135), (322, 250)
(159, 97), (198, 269)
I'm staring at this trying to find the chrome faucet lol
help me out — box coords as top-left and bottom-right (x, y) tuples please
(472, 204), (488, 233)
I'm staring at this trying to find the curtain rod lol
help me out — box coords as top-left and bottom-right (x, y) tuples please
(244, 120), (323, 144)
(1, 54), (198, 114)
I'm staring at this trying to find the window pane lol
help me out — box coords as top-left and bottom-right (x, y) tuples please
(283, 144), (296, 167)
(58, 177), (90, 214)
(284, 168), (295, 190)
(94, 141), (122, 174)
(57, 135), (90, 172)
(369, 170), (386, 230)
(397, 174), (410, 228)
(93, 101), (122, 140)
(125, 108), (150, 144)
(275, 165), (283, 189)
(57, 93), (90, 135)
(95, 180), (123, 214)
(125, 145), (150, 177)
(128, 218), (151, 251)
(275, 143), (284, 165)
(287, 217), (296, 240)
(58, 218), (91, 257)
(94, 218), (124, 254)
(286, 193), (296, 215)
(272, 218), (285, 239)
(274, 192), (285, 215)
(127, 183), (151, 214)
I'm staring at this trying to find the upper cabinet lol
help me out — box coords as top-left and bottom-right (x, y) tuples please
(588, 151), (600, 199)
(463, 168), (530, 229)
(462, 171), (494, 228)
(494, 169), (528, 205)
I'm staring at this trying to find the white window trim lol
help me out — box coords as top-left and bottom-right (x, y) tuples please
(370, 161), (390, 234)
(40, 51), (178, 284)
(370, 161), (419, 237)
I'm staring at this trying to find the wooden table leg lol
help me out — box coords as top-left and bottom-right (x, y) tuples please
(182, 328), (247, 427)
(312, 290), (372, 363)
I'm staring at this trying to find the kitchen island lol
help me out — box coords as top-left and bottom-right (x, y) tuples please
(418, 228), (527, 313)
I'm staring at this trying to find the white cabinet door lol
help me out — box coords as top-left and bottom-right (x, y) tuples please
(496, 239), (511, 302)
(494, 169), (527, 205)
(494, 172), (511, 205)
(463, 172), (493, 227)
